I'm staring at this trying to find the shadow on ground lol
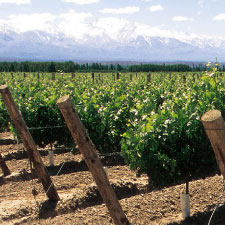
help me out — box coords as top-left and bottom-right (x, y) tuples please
(38, 200), (58, 219)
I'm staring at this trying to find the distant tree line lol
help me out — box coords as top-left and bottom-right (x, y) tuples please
(128, 64), (192, 72)
(0, 61), (119, 73)
(0, 61), (224, 73)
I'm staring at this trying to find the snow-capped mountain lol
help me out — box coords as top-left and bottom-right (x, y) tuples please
(0, 21), (225, 61)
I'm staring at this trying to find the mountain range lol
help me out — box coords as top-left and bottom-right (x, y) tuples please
(0, 22), (224, 62)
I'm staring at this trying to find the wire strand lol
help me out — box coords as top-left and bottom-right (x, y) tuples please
(207, 177), (225, 225)
(28, 125), (67, 130)
(45, 161), (67, 196)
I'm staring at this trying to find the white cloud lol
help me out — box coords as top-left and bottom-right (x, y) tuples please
(140, 0), (153, 2)
(0, 0), (30, 5)
(8, 13), (55, 32)
(4, 10), (93, 39)
(62, 0), (99, 4)
(172, 16), (193, 22)
(93, 17), (131, 40)
(58, 10), (92, 38)
(212, 13), (225, 21)
(59, 9), (92, 21)
(100, 7), (140, 14)
(149, 4), (164, 12)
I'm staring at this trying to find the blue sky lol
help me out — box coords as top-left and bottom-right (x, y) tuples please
(0, 0), (225, 40)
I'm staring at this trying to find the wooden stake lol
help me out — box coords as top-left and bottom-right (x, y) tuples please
(147, 74), (151, 84)
(192, 74), (195, 82)
(52, 72), (55, 80)
(0, 85), (59, 201)
(183, 74), (186, 83)
(0, 153), (10, 176)
(113, 73), (115, 81)
(201, 110), (225, 178)
(57, 96), (129, 225)
(117, 72), (120, 80)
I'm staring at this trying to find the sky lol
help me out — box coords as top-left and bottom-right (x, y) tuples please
(0, 0), (225, 41)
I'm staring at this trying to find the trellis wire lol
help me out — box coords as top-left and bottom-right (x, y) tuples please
(28, 125), (67, 131)
(16, 124), (121, 158)
(24, 155), (70, 218)
(208, 177), (225, 225)
(45, 158), (69, 196)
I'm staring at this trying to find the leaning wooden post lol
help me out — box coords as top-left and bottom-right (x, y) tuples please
(0, 85), (59, 201)
(0, 153), (10, 176)
(201, 110), (225, 178)
(57, 96), (130, 225)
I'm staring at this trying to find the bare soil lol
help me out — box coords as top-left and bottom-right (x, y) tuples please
(0, 132), (225, 225)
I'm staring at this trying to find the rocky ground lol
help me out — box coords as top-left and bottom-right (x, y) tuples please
(0, 132), (225, 225)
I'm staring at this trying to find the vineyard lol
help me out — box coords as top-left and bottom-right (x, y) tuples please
(0, 71), (225, 224)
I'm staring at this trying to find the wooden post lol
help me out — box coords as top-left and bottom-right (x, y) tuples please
(11, 73), (13, 79)
(92, 72), (95, 82)
(0, 85), (59, 201)
(0, 153), (10, 176)
(130, 74), (132, 81)
(192, 73), (195, 82)
(117, 72), (120, 80)
(201, 110), (225, 178)
(52, 72), (55, 80)
(23, 73), (26, 78)
(147, 74), (151, 84)
(101, 73), (104, 83)
(182, 74), (186, 84)
(37, 72), (40, 81)
(57, 96), (129, 225)
(72, 72), (75, 79)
